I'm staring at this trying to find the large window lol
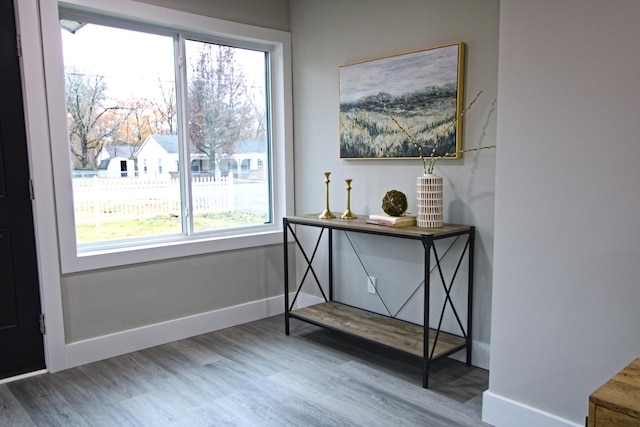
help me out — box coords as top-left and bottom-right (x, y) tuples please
(45, 2), (292, 272)
(61, 14), (271, 243)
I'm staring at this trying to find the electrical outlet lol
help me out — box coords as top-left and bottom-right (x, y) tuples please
(367, 276), (376, 294)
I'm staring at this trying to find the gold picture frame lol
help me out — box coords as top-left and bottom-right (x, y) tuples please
(339, 42), (465, 160)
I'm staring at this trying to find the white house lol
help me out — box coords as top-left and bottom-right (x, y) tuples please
(218, 139), (267, 180)
(94, 144), (136, 177)
(96, 144), (136, 163)
(97, 157), (134, 178)
(137, 134), (267, 180)
(134, 134), (179, 179)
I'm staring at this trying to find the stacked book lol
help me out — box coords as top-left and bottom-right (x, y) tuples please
(366, 213), (417, 227)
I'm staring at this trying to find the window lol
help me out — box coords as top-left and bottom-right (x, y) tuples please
(44, 1), (292, 272)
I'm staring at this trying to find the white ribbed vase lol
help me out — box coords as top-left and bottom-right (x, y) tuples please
(416, 174), (443, 228)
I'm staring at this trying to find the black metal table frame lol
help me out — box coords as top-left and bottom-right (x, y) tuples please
(283, 215), (475, 388)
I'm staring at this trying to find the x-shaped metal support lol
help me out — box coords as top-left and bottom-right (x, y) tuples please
(284, 220), (330, 334)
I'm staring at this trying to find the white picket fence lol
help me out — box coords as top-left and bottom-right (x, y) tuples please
(73, 175), (234, 225)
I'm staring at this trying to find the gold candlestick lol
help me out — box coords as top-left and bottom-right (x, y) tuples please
(341, 179), (357, 219)
(319, 172), (336, 219)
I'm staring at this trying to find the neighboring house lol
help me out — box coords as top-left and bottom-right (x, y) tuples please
(96, 145), (137, 178)
(97, 157), (135, 178)
(134, 134), (180, 179)
(218, 139), (267, 180)
(137, 134), (267, 180)
(97, 144), (137, 163)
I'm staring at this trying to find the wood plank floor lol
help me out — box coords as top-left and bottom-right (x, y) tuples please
(0, 315), (490, 427)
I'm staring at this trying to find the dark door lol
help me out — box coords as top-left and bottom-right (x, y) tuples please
(0, 0), (46, 379)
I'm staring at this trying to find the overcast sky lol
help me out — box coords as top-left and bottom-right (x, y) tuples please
(339, 44), (460, 104)
(61, 23), (265, 102)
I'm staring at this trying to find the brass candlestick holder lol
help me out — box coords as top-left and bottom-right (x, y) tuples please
(340, 179), (357, 219)
(319, 172), (336, 219)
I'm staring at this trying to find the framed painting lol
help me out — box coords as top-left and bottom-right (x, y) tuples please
(339, 42), (465, 159)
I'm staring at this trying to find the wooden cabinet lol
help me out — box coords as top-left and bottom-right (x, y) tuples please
(588, 358), (640, 427)
(283, 214), (474, 388)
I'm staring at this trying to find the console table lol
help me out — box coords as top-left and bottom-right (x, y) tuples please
(283, 214), (474, 388)
(588, 358), (640, 426)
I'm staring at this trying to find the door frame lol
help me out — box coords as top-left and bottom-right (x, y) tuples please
(13, 0), (67, 374)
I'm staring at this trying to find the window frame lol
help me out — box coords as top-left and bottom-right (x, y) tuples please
(42, 0), (293, 273)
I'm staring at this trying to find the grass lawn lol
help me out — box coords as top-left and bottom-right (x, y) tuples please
(76, 212), (268, 243)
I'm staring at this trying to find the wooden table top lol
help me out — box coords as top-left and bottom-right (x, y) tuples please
(285, 214), (472, 239)
(590, 358), (640, 418)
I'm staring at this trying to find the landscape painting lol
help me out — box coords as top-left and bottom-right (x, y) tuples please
(339, 43), (465, 159)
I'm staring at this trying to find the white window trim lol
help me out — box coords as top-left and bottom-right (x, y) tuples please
(40, 0), (293, 273)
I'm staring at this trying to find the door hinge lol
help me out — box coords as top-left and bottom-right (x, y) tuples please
(39, 313), (46, 335)
(29, 179), (34, 200)
(16, 34), (22, 57)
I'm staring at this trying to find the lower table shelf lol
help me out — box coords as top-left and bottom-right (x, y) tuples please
(290, 301), (466, 359)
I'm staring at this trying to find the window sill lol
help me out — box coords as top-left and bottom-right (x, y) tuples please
(62, 226), (284, 274)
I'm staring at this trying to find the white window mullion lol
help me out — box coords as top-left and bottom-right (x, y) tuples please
(264, 50), (275, 223)
(175, 34), (194, 236)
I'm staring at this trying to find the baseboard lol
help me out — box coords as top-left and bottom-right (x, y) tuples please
(64, 293), (291, 370)
(447, 339), (490, 370)
(482, 390), (582, 427)
(294, 292), (325, 308)
(0, 369), (48, 385)
(293, 293), (490, 370)
(62, 292), (490, 372)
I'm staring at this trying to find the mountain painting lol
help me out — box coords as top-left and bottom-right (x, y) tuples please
(339, 43), (465, 159)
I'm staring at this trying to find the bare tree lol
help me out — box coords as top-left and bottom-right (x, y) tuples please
(246, 83), (266, 141)
(112, 99), (155, 156)
(152, 78), (177, 135)
(65, 70), (128, 169)
(187, 43), (254, 175)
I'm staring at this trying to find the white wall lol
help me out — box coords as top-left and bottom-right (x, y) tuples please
(484, 0), (640, 425)
(289, 0), (499, 369)
(134, 0), (290, 31)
